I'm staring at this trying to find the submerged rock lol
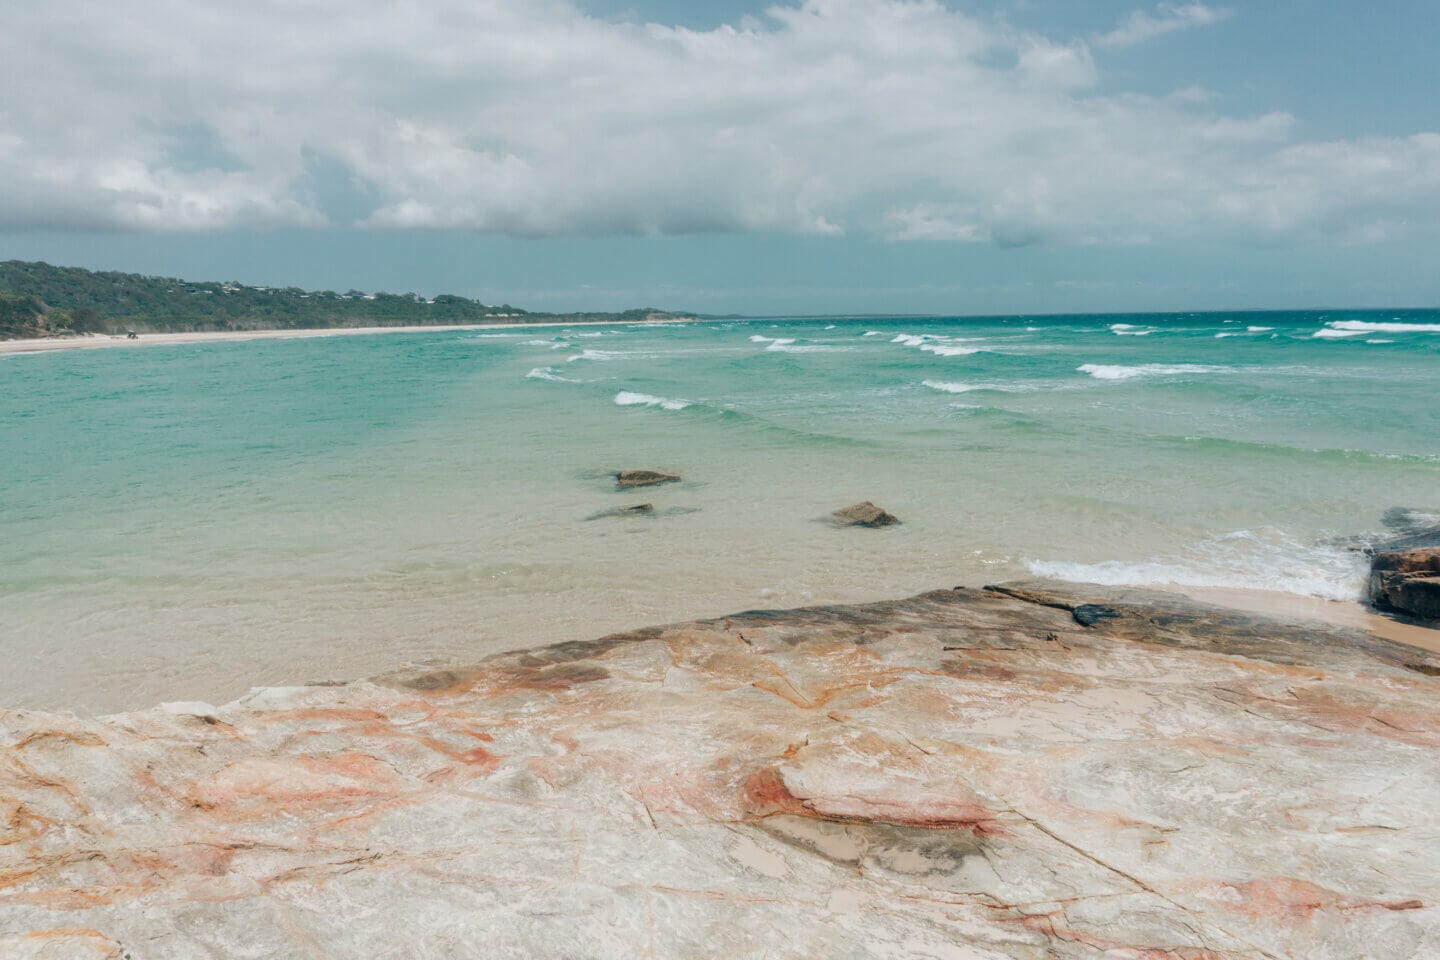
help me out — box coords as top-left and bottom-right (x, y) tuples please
(587, 503), (655, 520)
(1371, 507), (1440, 553)
(831, 500), (900, 527)
(615, 469), (680, 488)
(3, 580), (1439, 958)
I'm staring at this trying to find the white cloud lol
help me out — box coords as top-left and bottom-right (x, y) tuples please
(1094, 3), (1230, 50)
(0, 0), (1435, 248)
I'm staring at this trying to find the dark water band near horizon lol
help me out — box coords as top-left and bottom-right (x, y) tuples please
(3, 308), (1438, 713)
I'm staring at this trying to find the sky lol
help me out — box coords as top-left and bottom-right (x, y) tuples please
(1, 0), (1437, 315)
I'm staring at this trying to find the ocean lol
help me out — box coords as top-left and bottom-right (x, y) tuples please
(3, 310), (1437, 712)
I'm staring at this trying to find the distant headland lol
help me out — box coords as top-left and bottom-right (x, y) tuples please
(0, 260), (693, 341)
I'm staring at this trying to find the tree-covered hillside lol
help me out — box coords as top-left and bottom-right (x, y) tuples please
(0, 261), (684, 338)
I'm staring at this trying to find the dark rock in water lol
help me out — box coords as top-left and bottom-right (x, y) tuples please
(1369, 508), (1440, 554)
(1071, 604), (1119, 627)
(1369, 548), (1440, 622)
(587, 503), (655, 520)
(1366, 511), (1440, 622)
(616, 470), (680, 489)
(831, 501), (900, 528)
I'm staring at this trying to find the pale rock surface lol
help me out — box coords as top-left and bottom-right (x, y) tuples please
(3, 581), (1440, 959)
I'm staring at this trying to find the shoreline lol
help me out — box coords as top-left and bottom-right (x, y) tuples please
(47, 583), (1440, 719)
(1178, 585), (1440, 654)
(0, 317), (704, 355)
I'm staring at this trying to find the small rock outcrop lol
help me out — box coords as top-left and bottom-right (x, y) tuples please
(1367, 508), (1440, 622)
(831, 501), (900, 527)
(1369, 548), (1440, 621)
(616, 470), (680, 489)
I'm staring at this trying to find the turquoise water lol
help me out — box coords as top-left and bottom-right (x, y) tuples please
(3, 310), (1438, 712)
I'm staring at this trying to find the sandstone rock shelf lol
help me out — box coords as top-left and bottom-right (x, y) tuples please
(3, 581), (1439, 959)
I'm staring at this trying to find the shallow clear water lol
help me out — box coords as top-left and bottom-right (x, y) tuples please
(3, 310), (1438, 712)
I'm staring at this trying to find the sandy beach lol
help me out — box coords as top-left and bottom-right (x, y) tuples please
(0, 318), (701, 355)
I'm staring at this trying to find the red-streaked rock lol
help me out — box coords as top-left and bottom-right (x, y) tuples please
(2, 580), (1438, 959)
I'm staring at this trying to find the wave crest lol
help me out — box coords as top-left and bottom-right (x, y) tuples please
(1025, 530), (1367, 601)
(1078, 363), (1230, 381)
(614, 391), (691, 411)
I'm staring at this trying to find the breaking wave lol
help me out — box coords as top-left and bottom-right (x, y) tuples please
(923, 380), (1038, 394)
(1026, 530), (1369, 601)
(525, 367), (579, 383)
(891, 333), (987, 357)
(614, 391), (691, 411)
(1078, 363), (1231, 381)
(1315, 320), (1440, 339)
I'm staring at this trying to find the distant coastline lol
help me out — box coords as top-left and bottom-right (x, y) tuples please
(0, 259), (696, 342)
(0, 317), (704, 355)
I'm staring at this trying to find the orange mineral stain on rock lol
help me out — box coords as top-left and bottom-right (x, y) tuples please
(1221, 876), (1423, 921)
(182, 752), (406, 819)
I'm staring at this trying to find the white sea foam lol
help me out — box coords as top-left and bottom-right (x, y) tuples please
(526, 367), (577, 383)
(891, 333), (986, 357)
(614, 391), (691, 411)
(863, 331), (881, 337)
(1312, 328), (1369, 339)
(750, 334), (829, 352)
(768, 341), (838, 353)
(1367, 339), (1396, 344)
(1247, 326), (1274, 332)
(824, 325), (836, 330)
(1327, 320), (1440, 333)
(1078, 363), (1230, 381)
(522, 339), (554, 346)
(1025, 530), (1368, 601)
(919, 342), (982, 356)
(923, 380), (1036, 394)
(567, 348), (629, 362)
(1110, 323), (1155, 336)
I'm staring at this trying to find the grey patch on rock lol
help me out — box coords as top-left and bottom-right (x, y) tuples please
(616, 469), (680, 489)
(1072, 604), (1120, 627)
(831, 501), (900, 528)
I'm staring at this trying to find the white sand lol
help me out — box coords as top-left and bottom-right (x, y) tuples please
(0, 318), (701, 355)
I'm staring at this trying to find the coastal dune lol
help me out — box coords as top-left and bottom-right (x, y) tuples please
(3, 580), (1437, 958)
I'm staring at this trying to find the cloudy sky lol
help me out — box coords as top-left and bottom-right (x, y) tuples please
(1, 0), (1436, 314)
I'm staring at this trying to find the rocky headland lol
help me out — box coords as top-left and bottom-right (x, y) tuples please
(3, 580), (1439, 959)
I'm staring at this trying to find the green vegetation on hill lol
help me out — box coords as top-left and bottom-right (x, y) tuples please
(0, 260), (684, 339)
